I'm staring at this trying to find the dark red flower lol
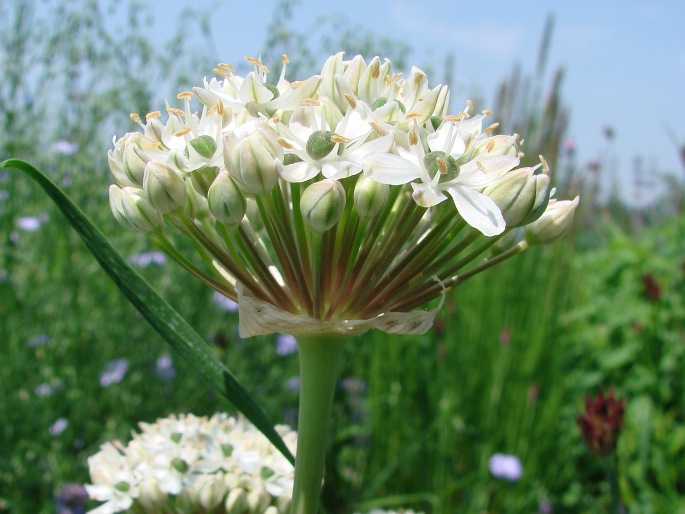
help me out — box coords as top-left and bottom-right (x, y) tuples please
(641, 273), (661, 301)
(577, 388), (626, 456)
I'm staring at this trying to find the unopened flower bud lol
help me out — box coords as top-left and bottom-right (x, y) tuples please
(175, 487), (199, 513)
(208, 170), (246, 225)
(577, 388), (626, 456)
(234, 135), (279, 195)
(245, 197), (264, 231)
(354, 175), (389, 218)
(225, 488), (247, 514)
(189, 135), (218, 159)
(191, 165), (220, 198)
(525, 196), (579, 245)
(136, 478), (166, 510)
(109, 133), (148, 188)
(143, 160), (186, 213)
(198, 475), (228, 510)
(110, 186), (162, 233)
(184, 179), (210, 221)
(264, 506), (279, 514)
(123, 143), (148, 187)
(300, 179), (346, 232)
(484, 169), (550, 226)
(246, 487), (270, 513)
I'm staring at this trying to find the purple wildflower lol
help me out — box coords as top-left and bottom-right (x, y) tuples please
(276, 334), (298, 356)
(155, 354), (176, 381)
(27, 334), (50, 347)
(52, 140), (79, 155)
(213, 291), (239, 312)
(99, 358), (129, 387)
(49, 418), (69, 436)
(489, 453), (523, 481)
(128, 251), (167, 267)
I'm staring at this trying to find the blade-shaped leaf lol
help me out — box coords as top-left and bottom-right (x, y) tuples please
(1, 158), (294, 464)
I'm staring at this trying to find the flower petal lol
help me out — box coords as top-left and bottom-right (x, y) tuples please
(446, 186), (506, 236)
(363, 153), (423, 185)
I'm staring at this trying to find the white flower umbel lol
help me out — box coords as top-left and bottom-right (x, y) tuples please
(85, 413), (297, 514)
(108, 54), (578, 514)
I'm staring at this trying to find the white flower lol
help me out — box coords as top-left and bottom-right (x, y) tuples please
(488, 452), (523, 481)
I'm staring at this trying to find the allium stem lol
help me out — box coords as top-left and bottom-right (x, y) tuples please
(290, 335), (347, 514)
(603, 454), (625, 514)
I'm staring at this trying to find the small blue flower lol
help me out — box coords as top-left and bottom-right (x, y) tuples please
(27, 334), (50, 347)
(128, 251), (166, 267)
(213, 291), (239, 312)
(49, 418), (69, 436)
(99, 358), (129, 387)
(155, 354), (176, 381)
(488, 453), (523, 481)
(276, 334), (298, 356)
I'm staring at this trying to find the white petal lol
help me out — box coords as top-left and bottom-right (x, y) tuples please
(411, 182), (448, 207)
(446, 186), (506, 236)
(363, 153), (423, 185)
(322, 161), (361, 180)
(238, 73), (274, 104)
(270, 75), (322, 110)
(279, 161), (319, 182)
(428, 122), (466, 156)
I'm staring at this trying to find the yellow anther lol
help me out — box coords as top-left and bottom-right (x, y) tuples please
(177, 91), (193, 100)
(466, 99), (474, 111)
(213, 68), (232, 78)
(174, 127), (192, 137)
(344, 94), (357, 109)
(166, 107), (185, 116)
(218, 62), (235, 71)
(442, 114), (461, 122)
(436, 156), (448, 174)
(130, 112), (142, 123)
(413, 72), (424, 88)
(386, 72), (403, 85)
(457, 110), (471, 119)
(518, 150), (525, 158)
(143, 141), (162, 151)
(486, 140), (496, 153)
(331, 134), (350, 144)
(302, 98), (320, 107)
(270, 114), (282, 124)
(417, 95), (426, 102)
(290, 80), (303, 89)
(282, 54), (290, 64)
(369, 121), (385, 137)
(476, 161), (487, 173)
(276, 137), (294, 150)
(245, 56), (269, 73)
(482, 108), (493, 116)
(485, 122), (500, 134)
(539, 155), (550, 173)
(370, 60), (381, 79)
(145, 111), (162, 121)
(409, 128), (418, 146)
(207, 104), (218, 116)
(216, 99), (224, 116)
(405, 111), (422, 120)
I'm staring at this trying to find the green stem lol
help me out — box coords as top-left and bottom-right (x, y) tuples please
(290, 335), (347, 514)
(604, 454), (624, 514)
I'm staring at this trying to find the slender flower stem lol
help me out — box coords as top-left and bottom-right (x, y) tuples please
(290, 336), (347, 514)
(604, 454), (624, 514)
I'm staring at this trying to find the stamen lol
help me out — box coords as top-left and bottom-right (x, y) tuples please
(166, 107), (185, 116)
(276, 137), (295, 150)
(405, 111), (422, 120)
(290, 80), (303, 89)
(370, 59), (381, 79)
(442, 114), (462, 122)
(145, 111), (162, 121)
(485, 122), (499, 135)
(216, 100), (224, 116)
(302, 98), (320, 107)
(218, 62), (235, 71)
(476, 161), (487, 173)
(409, 128), (418, 146)
(485, 140), (496, 153)
(466, 99), (474, 111)
(417, 95), (426, 102)
(271, 114), (282, 124)
(482, 109), (493, 116)
(213, 68), (232, 78)
(281, 54), (290, 64)
(436, 156), (448, 174)
(331, 134), (351, 144)
(129, 113), (142, 123)
(245, 55), (269, 73)
(207, 104), (218, 115)
(539, 155), (550, 173)
(344, 94), (357, 109)
(369, 121), (384, 137)
(413, 73), (424, 89)
(174, 128), (192, 137)
(177, 91), (193, 101)
(386, 72), (403, 85)
(143, 141), (162, 151)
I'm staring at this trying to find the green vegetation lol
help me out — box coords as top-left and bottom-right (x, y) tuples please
(1, 1), (683, 513)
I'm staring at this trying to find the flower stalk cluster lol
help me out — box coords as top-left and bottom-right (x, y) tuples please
(85, 413), (297, 514)
(108, 53), (579, 338)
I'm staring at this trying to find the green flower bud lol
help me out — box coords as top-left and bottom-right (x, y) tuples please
(198, 476), (228, 510)
(123, 140), (148, 187)
(189, 135), (218, 159)
(114, 481), (130, 493)
(300, 179), (346, 232)
(208, 170), (246, 225)
(234, 135), (279, 196)
(175, 487), (199, 513)
(184, 179), (210, 221)
(246, 487), (270, 514)
(245, 197), (263, 231)
(143, 160), (187, 213)
(172, 457), (189, 474)
(136, 478), (167, 511)
(354, 175), (389, 218)
(483, 169), (550, 226)
(430, 115), (442, 131)
(191, 165), (219, 198)
(225, 488), (247, 514)
(525, 197), (580, 245)
(264, 506), (279, 514)
(305, 130), (335, 160)
(111, 186), (162, 234)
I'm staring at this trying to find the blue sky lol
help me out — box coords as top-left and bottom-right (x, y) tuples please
(150, 1), (685, 205)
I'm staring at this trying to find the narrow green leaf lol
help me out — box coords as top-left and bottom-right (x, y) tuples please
(0, 158), (294, 464)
